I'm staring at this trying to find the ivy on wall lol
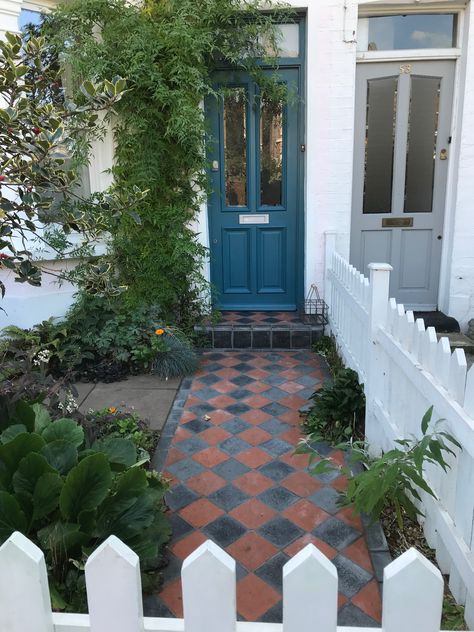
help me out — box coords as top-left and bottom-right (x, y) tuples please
(46, 0), (290, 326)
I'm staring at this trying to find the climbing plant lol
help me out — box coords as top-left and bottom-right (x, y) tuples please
(45, 0), (292, 326)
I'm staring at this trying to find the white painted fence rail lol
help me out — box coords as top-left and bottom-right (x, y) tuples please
(325, 233), (474, 629)
(0, 531), (460, 632)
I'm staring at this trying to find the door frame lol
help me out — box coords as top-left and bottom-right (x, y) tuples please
(206, 14), (306, 311)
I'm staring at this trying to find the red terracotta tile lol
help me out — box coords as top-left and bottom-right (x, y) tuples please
(243, 394), (271, 409)
(338, 593), (348, 609)
(240, 409), (272, 425)
(174, 426), (193, 441)
(342, 537), (374, 573)
(179, 499), (224, 528)
(236, 447), (273, 468)
(213, 380), (238, 394)
(171, 531), (207, 560)
(186, 470), (227, 495)
(164, 447), (186, 466)
(282, 499), (330, 531)
(279, 381), (305, 394)
(180, 410), (197, 423)
(234, 471), (274, 496)
(185, 395), (202, 407)
(279, 427), (303, 444)
(249, 356), (272, 368)
(352, 580), (382, 622)
(208, 394), (236, 409)
(227, 532), (278, 571)
(238, 427), (272, 446)
(192, 447), (229, 468)
(331, 450), (347, 467)
(159, 577), (183, 617)
(247, 368), (271, 380)
(218, 356), (241, 367)
(162, 471), (178, 485)
(284, 534), (337, 560)
(279, 410), (302, 424)
(336, 506), (363, 531)
(279, 395), (307, 410)
(237, 574), (280, 621)
(332, 474), (349, 492)
(215, 367), (241, 379)
(281, 471), (323, 497)
(280, 451), (311, 469)
(229, 499), (276, 529)
(278, 369), (300, 380)
(246, 381), (271, 394)
(206, 409), (234, 425)
(191, 380), (207, 392)
(199, 426), (231, 445)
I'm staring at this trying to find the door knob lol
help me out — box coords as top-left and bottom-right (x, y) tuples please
(213, 239), (218, 244)
(440, 149), (448, 160)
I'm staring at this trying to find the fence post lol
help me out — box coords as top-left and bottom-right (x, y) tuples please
(365, 263), (393, 454)
(324, 231), (337, 313)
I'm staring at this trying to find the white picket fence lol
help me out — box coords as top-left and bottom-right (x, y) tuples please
(0, 530), (461, 632)
(324, 232), (474, 629)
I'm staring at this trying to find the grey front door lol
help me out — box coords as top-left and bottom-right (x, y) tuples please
(351, 61), (454, 310)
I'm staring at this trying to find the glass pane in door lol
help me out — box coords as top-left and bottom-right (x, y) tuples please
(260, 96), (283, 206)
(363, 76), (398, 214)
(224, 88), (247, 207)
(404, 76), (441, 213)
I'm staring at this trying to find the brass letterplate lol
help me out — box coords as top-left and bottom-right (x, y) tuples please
(382, 217), (414, 228)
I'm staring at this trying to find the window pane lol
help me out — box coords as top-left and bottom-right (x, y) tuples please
(363, 77), (397, 214)
(362, 14), (456, 51)
(260, 23), (299, 58)
(260, 96), (283, 206)
(224, 88), (247, 207)
(19, 9), (42, 31)
(404, 76), (440, 213)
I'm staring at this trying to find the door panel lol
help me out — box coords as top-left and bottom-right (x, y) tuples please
(351, 61), (454, 310)
(207, 68), (300, 310)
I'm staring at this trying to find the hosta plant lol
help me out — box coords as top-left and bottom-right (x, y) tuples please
(0, 400), (170, 611)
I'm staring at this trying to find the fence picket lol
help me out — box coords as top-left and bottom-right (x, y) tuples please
(412, 318), (426, 363)
(85, 535), (143, 632)
(448, 348), (467, 405)
(464, 364), (474, 417)
(422, 327), (438, 375)
(182, 540), (236, 632)
(382, 548), (443, 632)
(436, 337), (452, 391)
(283, 544), (337, 632)
(0, 532), (53, 632)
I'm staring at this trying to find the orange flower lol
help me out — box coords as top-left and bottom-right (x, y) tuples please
(108, 406), (117, 413)
(155, 328), (165, 335)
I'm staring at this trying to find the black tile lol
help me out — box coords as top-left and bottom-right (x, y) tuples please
(220, 436), (251, 456)
(143, 595), (173, 618)
(189, 403), (215, 417)
(169, 513), (193, 540)
(260, 601), (283, 623)
(231, 375), (255, 387)
(255, 552), (290, 591)
(204, 515), (246, 547)
(183, 418), (212, 434)
(272, 330), (291, 349)
(258, 487), (298, 511)
(234, 353), (255, 361)
(309, 487), (343, 514)
(226, 403), (251, 415)
(259, 461), (295, 482)
(231, 388), (253, 401)
(167, 459), (205, 481)
(213, 459), (250, 480)
(337, 604), (379, 627)
(161, 552), (181, 583)
(221, 418), (252, 434)
(193, 387), (220, 401)
(261, 402), (289, 417)
(165, 484), (199, 511)
(260, 418), (290, 435)
(234, 330), (252, 349)
(253, 330), (271, 349)
(208, 484), (249, 511)
(313, 518), (360, 550)
(261, 438), (293, 457)
(206, 352), (227, 360)
(175, 436), (208, 455)
(214, 330), (233, 348)
(233, 362), (254, 372)
(258, 516), (303, 547)
(199, 374), (221, 386)
(291, 330), (311, 349)
(371, 550), (392, 582)
(332, 555), (372, 598)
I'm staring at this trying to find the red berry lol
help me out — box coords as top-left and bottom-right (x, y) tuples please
(0, 175), (5, 182)
(32, 127), (41, 135)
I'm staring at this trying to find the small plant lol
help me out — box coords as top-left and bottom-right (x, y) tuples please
(312, 335), (344, 376)
(302, 368), (365, 443)
(0, 400), (170, 611)
(150, 329), (199, 380)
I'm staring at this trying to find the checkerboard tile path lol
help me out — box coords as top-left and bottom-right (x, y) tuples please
(219, 311), (302, 325)
(150, 351), (381, 625)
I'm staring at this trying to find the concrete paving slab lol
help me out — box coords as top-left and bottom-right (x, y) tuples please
(72, 382), (96, 406)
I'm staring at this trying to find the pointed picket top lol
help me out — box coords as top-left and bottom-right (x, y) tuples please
(412, 318), (425, 363)
(448, 348), (467, 405)
(283, 544), (337, 632)
(0, 532), (53, 632)
(182, 540), (236, 632)
(387, 298), (398, 333)
(422, 327), (438, 375)
(464, 363), (474, 418)
(85, 535), (143, 632)
(383, 548), (443, 632)
(392, 304), (406, 343)
(436, 336), (452, 390)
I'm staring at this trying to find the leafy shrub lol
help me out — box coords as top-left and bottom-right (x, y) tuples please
(302, 368), (365, 443)
(312, 335), (343, 376)
(0, 400), (170, 611)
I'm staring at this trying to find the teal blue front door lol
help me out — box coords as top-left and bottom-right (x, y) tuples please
(207, 68), (301, 310)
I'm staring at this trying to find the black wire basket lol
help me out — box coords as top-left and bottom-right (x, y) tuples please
(299, 284), (328, 326)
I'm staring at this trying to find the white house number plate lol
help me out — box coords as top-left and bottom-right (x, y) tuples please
(239, 214), (269, 225)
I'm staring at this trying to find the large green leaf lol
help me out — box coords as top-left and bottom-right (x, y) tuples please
(0, 491), (27, 542)
(32, 403), (51, 434)
(92, 438), (136, 469)
(0, 433), (45, 474)
(0, 425), (27, 444)
(12, 452), (55, 495)
(33, 473), (63, 521)
(95, 468), (147, 536)
(12, 401), (35, 432)
(42, 419), (84, 448)
(60, 454), (112, 521)
(37, 521), (88, 553)
(41, 441), (78, 475)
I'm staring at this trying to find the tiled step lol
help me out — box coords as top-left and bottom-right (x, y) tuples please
(194, 324), (324, 349)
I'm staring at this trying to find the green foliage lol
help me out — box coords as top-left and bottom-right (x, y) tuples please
(0, 400), (170, 611)
(0, 30), (145, 299)
(302, 368), (365, 443)
(312, 335), (344, 377)
(442, 593), (468, 630)
(341, 407), (461, 529)
(45, 0), (292, 325)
